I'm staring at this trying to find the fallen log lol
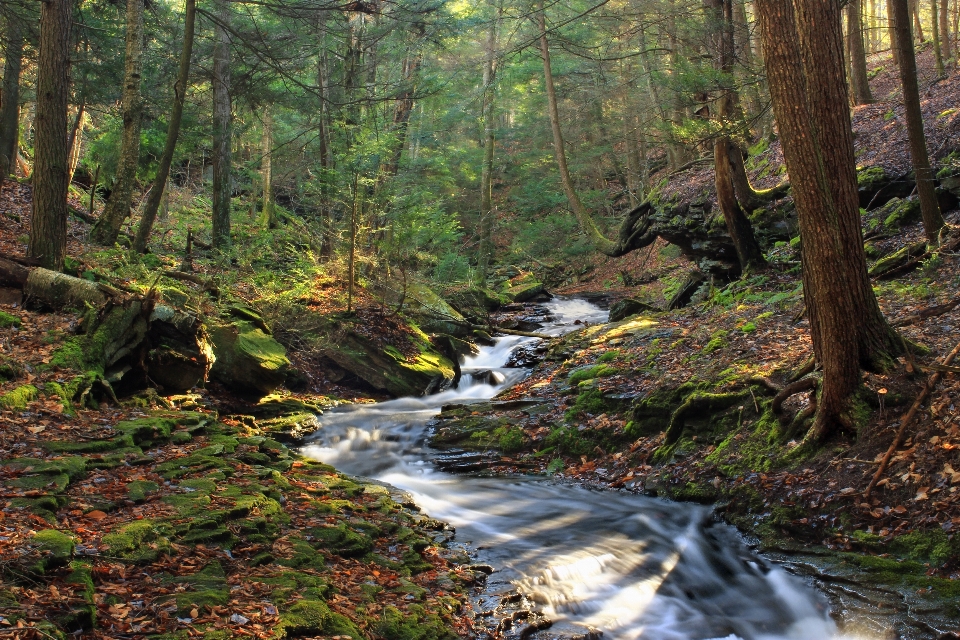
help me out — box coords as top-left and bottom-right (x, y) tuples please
(468, 323), (553, 339)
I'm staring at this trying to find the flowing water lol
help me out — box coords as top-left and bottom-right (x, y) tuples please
(301, 298), (869, 640)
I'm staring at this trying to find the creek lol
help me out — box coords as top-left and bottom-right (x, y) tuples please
(301, 298), (867, 640)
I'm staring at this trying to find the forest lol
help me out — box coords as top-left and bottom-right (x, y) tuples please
(1, 0), (960, 637)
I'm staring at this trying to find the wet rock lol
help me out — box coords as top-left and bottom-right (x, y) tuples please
(504, 342), (549, 368)
(209, 320), (291, 396)
(380, 281), (470, 337)
(500, 272), (546, 303)
(609, 298), (659, 322)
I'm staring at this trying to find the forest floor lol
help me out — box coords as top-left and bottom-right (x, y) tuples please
(0, 195), (479, 638)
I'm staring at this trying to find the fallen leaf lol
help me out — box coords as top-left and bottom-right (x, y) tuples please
(86, 510), (108, 521)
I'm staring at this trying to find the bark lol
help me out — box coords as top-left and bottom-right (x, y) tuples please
(888, 0), (901, 64)
(755, 0), (902, 442)
(211, 0), (232, 250)
(911, 0), (926, 39)
(28, 0), (72, 271)
(316, 11), (333, 260)
(91, 0), (145, 246)
(133, 0), (197, 254)
(536, 2), (618, 256)
(933, 0), (945, 74)
(0, 15), (24, 185)
(478, 3), (499, 283)
(892, 0), (946, 240)
(707, 0), (766, 271)
(941, 0), (951, 59)
(848, 0), (874, 103)
(260, 109), (276, 228)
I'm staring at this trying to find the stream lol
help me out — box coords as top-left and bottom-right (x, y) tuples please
(301, 298), (870, 640)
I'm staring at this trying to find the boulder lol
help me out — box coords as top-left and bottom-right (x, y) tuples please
(322, 326), (456, 397)
(382, 281), (469, 337)
(209, 320), (291, 396)
(445, 287), (505, 318)
(609, 298), (659, 322)
(500, 272), (545, 303)
(147, 305), (215, 393)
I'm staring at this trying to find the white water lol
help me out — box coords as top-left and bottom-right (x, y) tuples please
(301, 298), (876, 640)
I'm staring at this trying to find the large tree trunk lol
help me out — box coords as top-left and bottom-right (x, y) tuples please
(892, 0), (946, 241)
(478, 2), (499, 284)
(211, 0), (232, 250)
(932, 0), (946, 73)
(133, 0), (196, 254)
(28, 0), (72, 272)
(848, 0), (874, 103)
(91, 0), (145, 246)
(0, 15), (24, 186)
(756, 0), (902, 442)
(887, 0), (902, 64)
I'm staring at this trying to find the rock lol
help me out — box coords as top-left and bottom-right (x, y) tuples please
(446, 287), (506, 315)
(320, 320), (456, 397)
(609, 298), (658, 322)
(209, 320), (291, 396)
(857, 166), (914, 208)
(500, 272), (545, 303)
(382, 281), (469, 337)
(876, 196), (922, 230)
(146, 306), (215, 393)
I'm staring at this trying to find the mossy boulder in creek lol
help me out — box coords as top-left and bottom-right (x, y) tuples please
(609, 298), (658, 322)
(379, 281), (470, 337)
(209, 320), (291, 395)
(319, 319), (456, 397)
(500, 272), (546, 303)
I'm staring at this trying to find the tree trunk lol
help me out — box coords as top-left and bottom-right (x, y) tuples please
(133, 0), (196, 254)
(211, 0), (232, 250)
(892, 0), (946, 240)
(260, 109), (276, 229)
(848, 0), (875, 103)
(888, 0), (902, 64)
(708, 0), (767, 271)
(941, 0), (952, 59)
(91, 0), (145, 246)
(28, 0), (72, 271)
(347, 175), (358, 312)
(0, 15), (24, 186)
(536, 1), (618, 256)
(931, 0), (945, 73)
(911, 0), (926, 39)
(478, 2), (499, 283)
(316, 12), (333, 261)
(755, 0), (902, 442)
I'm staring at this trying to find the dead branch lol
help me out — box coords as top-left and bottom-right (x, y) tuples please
(892, 296), (960, 327)
(162, 270), (220, 296)
(864, 339), (960, 499)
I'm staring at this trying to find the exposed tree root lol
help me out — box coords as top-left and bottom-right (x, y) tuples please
(864, 338), (960, 499)
(772, 375), (819, 415)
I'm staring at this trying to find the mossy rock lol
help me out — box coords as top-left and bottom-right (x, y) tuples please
(879, 196), (922, 230)
(0, 384), (38, 411)
(500, 272), (545, 303)
(310, 523), (374, 558)
(42, 433), (136, 454)
(445, 287), (505, 315)
(868, 239), (928, 278)
(280, 600), (362, 639)
(385, 281), (469, 337)
(0, 310), (21, 328)
(101, 520), (172, 563)
(127, 480), (160, 502)
(376, 605), (459, 640)
(30, 530), (76, 574)
(609, 298), (658, 322)
(321, 321), (455, 397)
(176, 588), (229, 615)
(276, 537), (327, 571)
(113, 417), (177, 445)
(209, 320), (291, 395)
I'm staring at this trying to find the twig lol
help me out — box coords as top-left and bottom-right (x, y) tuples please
(864, 339), (960, 499)
(892, 296), (960, 326)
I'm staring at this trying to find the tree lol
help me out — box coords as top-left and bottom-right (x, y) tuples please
(211, 0), (233, 250)
(133, 0), (197, 254)
(28, 0), (73, 271)
(90, 0), (146, 246)
(932, 0), (945, 74)
(847, 0), (874, 104)
(260, 108), (276, 228)
(891, 0), (946, 241)
(0, 13), (24, 185)
(755, 0), (902, 442)
(477, 2), (500, 283)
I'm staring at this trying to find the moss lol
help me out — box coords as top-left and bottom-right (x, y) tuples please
(890, 529), (958, 566)
(565, 387), (609, 420)
(113, 417), (177, 444)
(43, 433), (135, 454)
(401, 549), (434, 574)
(127, 480), (160, 502)
(0, 384), (38, 411)
(310, 523), (373, 558)
(376, 605), (458, 640)
(568, 364), (617, 385)
(0, 310), (22, 328)
(276, 538), (327, 571)
(181, 478), (218, 493)
(101, 520), (172, 563)
(705, 407), (783, 475)
(176, 589), (230, 615)
(27, 530), (76, 575)
(280, 600), (363, 639)
(856, 165), (887, 190)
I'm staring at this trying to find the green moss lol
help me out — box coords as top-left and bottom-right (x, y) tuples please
(127, 480), (160, 502)
(280, 600), (363, 639)
(0, 310), (22, 328)
(705, 407), (783, 475)
(176, 589), (229, 615)
(101, 520), (172, 563)
(565, 387), (609, 420)
(113, 417), (177, 444)
(597, 349), (621, 363)
(181, 478), (218, 493)
(0, 384), (38, 411)
(703, 330), (730, 354)
(376, 605), (458, 640)
(276, 538), (327, 571)
(568, 364), (617, 385)
(43, 433), (135, 454)
(890, 529), (959, 566)
(856, 165), (887, 190)
(310, 523), (373, 558)
(31, 530), (76, 574)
